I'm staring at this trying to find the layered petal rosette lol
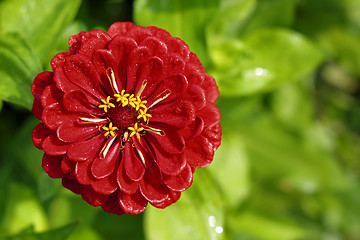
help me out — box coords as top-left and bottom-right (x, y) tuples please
(31, 22), (221, 215)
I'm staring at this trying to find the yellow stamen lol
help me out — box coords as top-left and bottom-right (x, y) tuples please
(137, 108), (152, 122)
(102, 122), (118, 137)
(99, 96), (115, 113)
(128, 123), (144, 139)
(134, 96), (148, 111)
(114, 90), (130, 107)
(128, 94), (137, 108)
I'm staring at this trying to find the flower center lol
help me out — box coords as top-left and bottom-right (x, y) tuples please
(107, 105), (137, 133)
(98, 90), (152, 139)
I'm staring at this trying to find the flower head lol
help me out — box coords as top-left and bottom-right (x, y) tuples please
(31, 22), (221, 215)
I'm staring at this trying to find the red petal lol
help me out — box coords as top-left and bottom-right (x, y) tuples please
(57, 121), (98, 143)
(31, 72), (54, 119)
(42, 103), (80, 130)
(52, 53), (99, 105)
(189, 52), (204, 72)
(107, 36), (138, 90)
(185, 65), (205, 85)
(124, 26), (153, 44)
(197, 102), (221, 129)
(126, 46), (152, 93)
(67, 134), (106, 162)
(62, 177), (82, 194)
(139, 164), (169, 203)
(145, 73), (187, 104)
(163, 164), (193, 191)
(75, 160), (92, 185)
(117, 159), (139, 195)
(42, 133), (68, 155)
(31, 72), (53, 100)
(92, 49), (120, 94)
(150, 190), (180, 209)
(91, 173), (118, 195)
(185, 136), (214, 168)
(91, 140), (121, 179)
(132, 137), (154, 169)
(52, 53), (87, 93)
(147, 26), (172, 41)
(147, 124), (185, 154)
(63, 90), (103, 115)
(68, 31), (85, 54)
(185, 84), (206, 110)
(123, 141), (145, 181)
(42, 154), (66, 178)
(178, 116), (204, 140)
(32, 123), (53, 149)
(101, 192), (125, 215)
(152, 147), (186, 176)
(77, 29), (111, 58)
(118, 190), (148, 215)
(108, 36), (138, 63)
(150, 99), (196, 128)
(107, 22), (135, 37)
(61, 155), (75, 175)
(163, 53), (185, 74)
(40, 84), (63, 108)
(203, 123), (222, 150)
(32, 99), (43, 120)
(202, 74), (219, 103)
(139, 37), (167, 57)
(81, 185), (108, 207)
(63, 54), (106, 100)
(165, 37), (190, 62)
(133, 57), (164, 98)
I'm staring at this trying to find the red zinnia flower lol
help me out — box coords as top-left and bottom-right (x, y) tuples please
(31, 22), (221, 215)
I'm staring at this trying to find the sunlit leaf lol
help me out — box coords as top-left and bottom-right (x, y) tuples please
(0, 33), (42, 109)
(209, 28), (323, 95)
(145, 169), (225, 240)
(207, 131), (250, 208)
(1, 222), (78, 240)
(134, 0), (219, 65)
(0, 0), (82, 64)
(0, 182), (48, 236)
(270, 80), (314, 128)
(66, 225), (102, 240)
(228, 211), (306, 239)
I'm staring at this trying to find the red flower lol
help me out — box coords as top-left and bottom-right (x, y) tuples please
(31, 22), (221, 215)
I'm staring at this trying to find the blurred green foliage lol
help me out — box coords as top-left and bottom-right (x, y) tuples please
(0, 0), (360, 239)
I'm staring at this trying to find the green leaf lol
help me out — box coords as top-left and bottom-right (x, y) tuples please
(93, 212), (145, 240)
(270, 79), (315, 128)
(207, 0), (295, 40)
(228, 211), (306, 239)
(0, 0), (82, 64)
(134, 0), (219, 65)
(206, 0), (256, 41)
(240, 114), (349, 192)
(0, 182), (48, 236)
(207, 131), (250, 208)
(145, 169), (225, 240)
(294, 0), (360, 76)
(239, 0), (296, 36)
(0, 33), (42, 109)
(66, 225), (102, 240)
(209, 28), (323, 96)
(1, 222), (79, 240)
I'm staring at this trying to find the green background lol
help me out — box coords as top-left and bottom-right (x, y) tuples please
(1, 0), (360, 239)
